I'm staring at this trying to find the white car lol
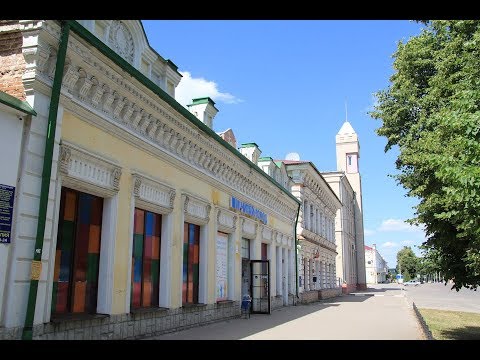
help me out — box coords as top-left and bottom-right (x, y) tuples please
(404, 280), (420, 286)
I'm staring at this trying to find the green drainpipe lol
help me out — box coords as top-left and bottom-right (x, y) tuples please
(22, 20), (70, 340)
(294, 202), (300, 304)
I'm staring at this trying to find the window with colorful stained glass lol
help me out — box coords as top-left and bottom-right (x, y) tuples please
(52, 188), (103, 315)
(131, 208), (162, 309)
(182, 222), (200, 305)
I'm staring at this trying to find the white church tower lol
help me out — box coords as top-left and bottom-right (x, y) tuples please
(336, 121), (367, 289)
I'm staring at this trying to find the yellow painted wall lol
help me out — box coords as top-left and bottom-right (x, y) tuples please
(61, 112), (294, 313)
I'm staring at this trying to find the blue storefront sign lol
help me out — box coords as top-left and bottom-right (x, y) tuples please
(230, 196), (267, 224)
(0, 184), (15, 244)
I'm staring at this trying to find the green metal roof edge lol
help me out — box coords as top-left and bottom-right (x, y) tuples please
(0, 90), (37, 116)
(188, 97), (219, 112)
(192, 97), (215, 105)
(258, 156), (273, 161)
(166, 59), (179, 71)
(66, 20), (300, 205)
(239, 142), (260, 149)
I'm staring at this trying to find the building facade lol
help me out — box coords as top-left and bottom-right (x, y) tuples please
(365, 245), (388, 284)
(0, 91), (37, 329)
(283, 160), (342, 303)
(322, 121), (367, 293)
(239, 144), (297, 310)
(0, 20), (300, 340)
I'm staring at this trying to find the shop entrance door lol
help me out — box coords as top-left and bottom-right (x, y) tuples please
(250, 260), (270, 314)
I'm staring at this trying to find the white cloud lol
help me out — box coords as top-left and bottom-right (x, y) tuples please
(363, 93), (379, 115)
(382, 241), (398, 248)
(378, 219), (423, 233)
(175, 71), (243, 108)
(364, 228), (375, 236)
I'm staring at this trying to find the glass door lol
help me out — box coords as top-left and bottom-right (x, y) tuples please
(250, 260), (270, 314)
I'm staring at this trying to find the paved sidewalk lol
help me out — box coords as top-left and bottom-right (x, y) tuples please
(145, 285), (425, 340)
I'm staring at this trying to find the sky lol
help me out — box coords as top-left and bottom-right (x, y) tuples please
(142, 20), (427, 268)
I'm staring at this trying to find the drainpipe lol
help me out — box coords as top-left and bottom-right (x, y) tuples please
(294, 202), (300, 304)
(352, 191), (357, 289)
(22, 20), (70, 340)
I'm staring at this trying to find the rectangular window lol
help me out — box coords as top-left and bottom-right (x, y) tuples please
(303, 258), (307, 289)
(261, 243), (268, 261)
(303, 201), (308, 229)
(52, 187), (103, 315)
(131, 208), (162, 309)
(183, 222), (200, 305)
(216, 232), (229, 302)
(241, 238), (250, 259)
(141, 58), (150, 76)
(167, 81), (175, 97)
(261, 242), (268, 274)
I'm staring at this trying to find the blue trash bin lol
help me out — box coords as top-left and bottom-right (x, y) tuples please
(241, 295), (251, 318)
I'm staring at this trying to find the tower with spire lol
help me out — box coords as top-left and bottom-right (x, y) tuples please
(335, 119), (367, 290)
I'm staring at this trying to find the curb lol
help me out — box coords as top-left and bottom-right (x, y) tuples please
(411, 301), (434, 340)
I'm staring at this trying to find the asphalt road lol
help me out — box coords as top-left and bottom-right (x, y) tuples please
(402, 281), (480, 313)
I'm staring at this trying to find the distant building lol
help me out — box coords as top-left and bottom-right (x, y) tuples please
(281, 159), (342, 303)
(321, 121), (367, 293)
(217, 128), (237, 149)
(365, 244), (388, 284)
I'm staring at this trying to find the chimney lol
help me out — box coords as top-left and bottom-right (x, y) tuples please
(239, 143), (261, 164)
(217, 128), (237, 149)
(187, 97), (219, 129)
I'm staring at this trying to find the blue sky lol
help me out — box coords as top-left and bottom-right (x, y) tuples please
(142, 20), (427, 268)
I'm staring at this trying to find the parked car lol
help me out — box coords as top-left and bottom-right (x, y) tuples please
(404, 280), (421, 286)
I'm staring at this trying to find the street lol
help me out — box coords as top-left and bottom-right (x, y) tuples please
(403, 281), (480, 313)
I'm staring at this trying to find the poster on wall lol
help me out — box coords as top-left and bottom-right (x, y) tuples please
(0, 184), (15, 244)
(216, 232), (228, 302)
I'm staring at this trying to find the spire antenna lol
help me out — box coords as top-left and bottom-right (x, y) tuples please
(345, 99), (348, 122)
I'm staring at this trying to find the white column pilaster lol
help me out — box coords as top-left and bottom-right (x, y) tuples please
(276, 246), (282, 296)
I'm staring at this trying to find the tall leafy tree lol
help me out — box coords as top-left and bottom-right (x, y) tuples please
(396, 246), (419, 282)
(371, 20), (480, 290)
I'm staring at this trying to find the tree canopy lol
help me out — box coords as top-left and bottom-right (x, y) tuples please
(396, 246), (419, 282)
(371, 20), (480, 290)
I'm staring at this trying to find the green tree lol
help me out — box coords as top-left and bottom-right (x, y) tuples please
(417, 246), (441, 280)
(371, 20), (480, 290)
(397, 246), (419, 282)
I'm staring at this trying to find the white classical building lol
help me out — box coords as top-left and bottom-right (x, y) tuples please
(0, 20), (299, 340)
(322, 121), (367, 293)
(239, 143), (297, 308)
(365, 245), (388, 284)
(283, 160), (342, 303)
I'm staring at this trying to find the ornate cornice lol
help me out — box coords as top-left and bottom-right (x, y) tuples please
(131, 172), (175, 215)
(241, 217), (258, 240)
(299, 227), (337, 253)
(216, 207), (237, 234)
(30, 20), (299, 225)
(303, 172), (340, 215)
(59, 141), (122, 197)
(182, 193), (211, 226)
(299, 239), (337, 259)
(272, 230), (294, 248)
(261, 225), (273, 242)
